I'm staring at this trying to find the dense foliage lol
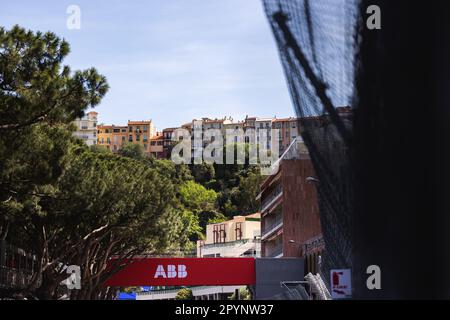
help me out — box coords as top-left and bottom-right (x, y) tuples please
(175, 287), (194, 300)
(0, 25), (262, 300)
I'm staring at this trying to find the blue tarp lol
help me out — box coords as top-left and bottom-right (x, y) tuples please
(118, 292), (136, 300)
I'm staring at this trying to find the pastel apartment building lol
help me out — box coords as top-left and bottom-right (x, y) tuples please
(97, 119), (157, 156)
(73, 111), (98, 146)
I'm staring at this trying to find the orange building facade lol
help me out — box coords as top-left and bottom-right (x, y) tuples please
(97, 120), (156, 156)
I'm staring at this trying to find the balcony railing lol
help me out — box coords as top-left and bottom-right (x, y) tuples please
(262, 215), (283, 238)
(202, 238), (260, 249)
(261, 185), (283, 212)
(266, 244), (283, 258)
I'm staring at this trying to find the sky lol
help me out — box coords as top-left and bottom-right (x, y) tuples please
(0, 0), (294, 130)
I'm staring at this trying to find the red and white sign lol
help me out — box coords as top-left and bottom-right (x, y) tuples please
(104, 257), (255, 287)
(330, 269), (352, 299)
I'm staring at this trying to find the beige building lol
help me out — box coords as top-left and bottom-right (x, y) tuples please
(149, 133), (164, 158)
(73, 111), (98, 146)
(272, 117), (302, 154)
(197, 213), (261, 258)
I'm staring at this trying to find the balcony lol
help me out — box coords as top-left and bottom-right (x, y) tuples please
(261, 184), (283, 213)
(261, 215), (283, 240)
(200, 239), (261, 258)
(265, 243), (283, 258)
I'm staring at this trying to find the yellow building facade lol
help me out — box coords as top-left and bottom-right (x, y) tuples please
(97, 120), (156, 155)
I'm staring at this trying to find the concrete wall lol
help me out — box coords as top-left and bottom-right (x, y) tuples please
(254, 258), (304, 300)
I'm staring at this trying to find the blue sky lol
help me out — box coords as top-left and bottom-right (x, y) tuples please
(0, 0), (294, 130)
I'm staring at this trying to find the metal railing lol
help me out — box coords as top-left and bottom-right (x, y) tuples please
(202, 239), (259, 249)
(261, 185), (283, 212)
(261, 215), (283, 238)
(266, 244), (283, 258)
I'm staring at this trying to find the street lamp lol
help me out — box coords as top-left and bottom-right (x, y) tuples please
(288, 240), (304, 256)
(306, 176), (320, 184)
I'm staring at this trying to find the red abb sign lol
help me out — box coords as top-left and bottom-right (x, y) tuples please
(103, 258), (255, 287)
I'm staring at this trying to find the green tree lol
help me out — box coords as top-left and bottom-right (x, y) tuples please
(0, 25), (193, 300)
(206, 212), (228, 225)
(14, 146), (192, 299)
(89, 144), (111, 154)
(0, 25), (108, 240)
(229, 287), (252, 300)
(118, 142), (146, 160)
(175, 288), (194, 300)
(0, 25), (108, 131)
(190, 163), (215, 185)
(179, 180), (217, 213)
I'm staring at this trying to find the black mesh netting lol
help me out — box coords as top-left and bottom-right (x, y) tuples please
(262, 0), (360, 287)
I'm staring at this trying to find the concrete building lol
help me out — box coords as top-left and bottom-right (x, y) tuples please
(197, 213), (261, 258)
(258, 138), (324, 275)
(193, 213), (261, 300)
(149, 133), (164, 158)
(73, 111), (98, 146)
(97, 125), (127, 152)
(162, 127), (178, 159)
(255, 117), (273, 150)
(127, 120), (156, 154)
(272, 117), (301, 154)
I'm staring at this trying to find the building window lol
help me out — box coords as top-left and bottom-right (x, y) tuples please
(129, 135), (133, 142)
(144, 143), (148, 149)
(136, 135), (140, 141)
(213, 225), (226, 244)
(213, 225), (219, 244)
(129, 126), (133, 132)
(143, 127), (148, 133)
(220, 224), (226, 243)
(105, 129), (110, 134)
(122, 136), (125, 142)
(235, 222), (243, 240)
(107, 138), (110, 144)
(143, 136), (148, 142)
